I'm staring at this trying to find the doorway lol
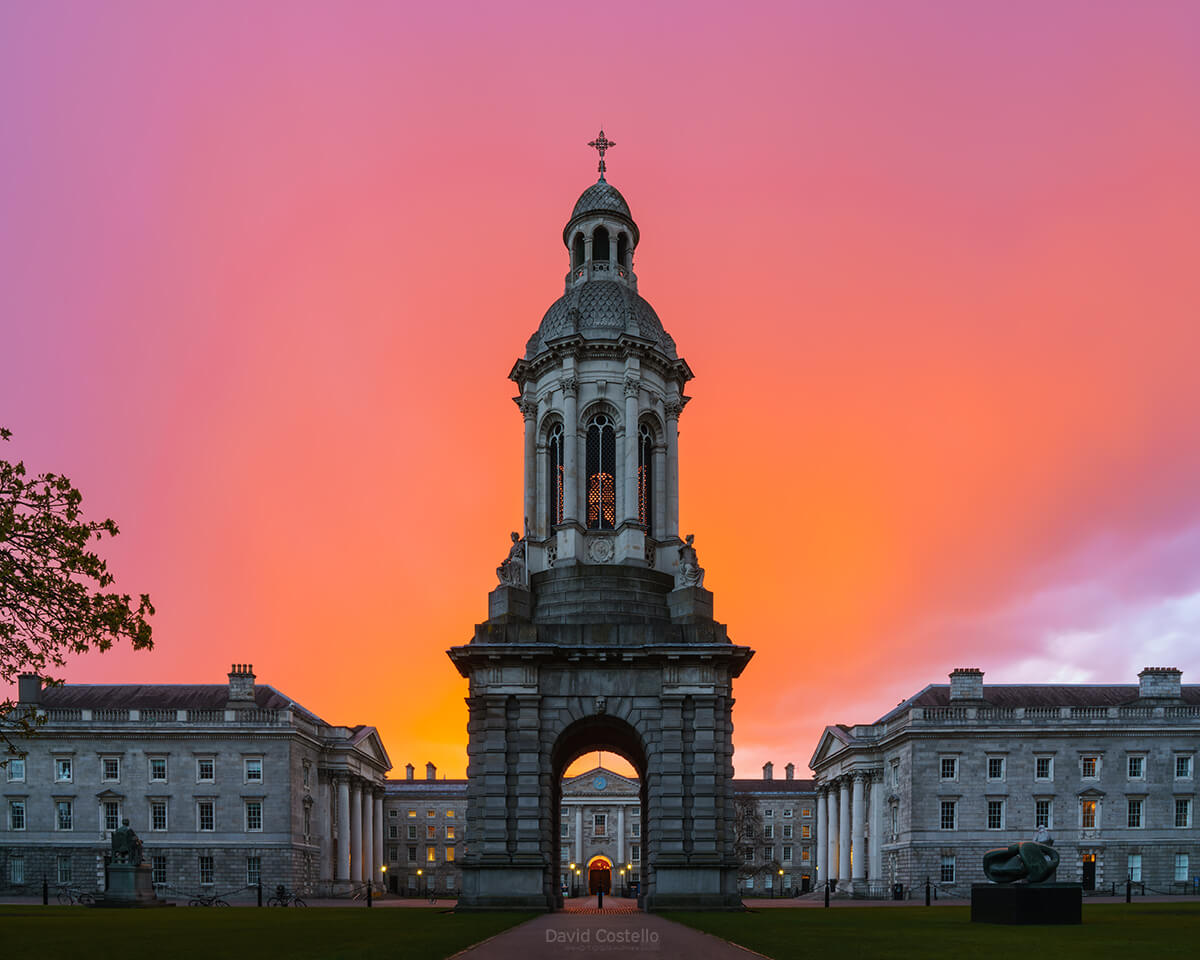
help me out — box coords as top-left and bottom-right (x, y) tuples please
(588, 856), (613, 895)
(1081, 854), (1096, 890)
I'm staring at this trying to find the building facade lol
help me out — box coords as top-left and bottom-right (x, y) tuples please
(810, 667), (1200, 896)
(732, 762), (818, 896)
(1, 667), (389, 897)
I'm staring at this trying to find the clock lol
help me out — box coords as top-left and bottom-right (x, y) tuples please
(593, 776), (607, 790)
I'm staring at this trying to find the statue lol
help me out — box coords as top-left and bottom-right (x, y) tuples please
(676, 533), (705, 588)
(496, 530), (526, 587)
(982, 828), (1060, 883)
(111, 818), (143, 867)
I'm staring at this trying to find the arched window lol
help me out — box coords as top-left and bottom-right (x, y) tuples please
(638, 424), (653, 535)
(592, 227), (610, 263)
(571, 233), (585, 269)
(546, 423), (564, 529)
(617, 232), (629, 269)
(585, 414), (616, 530)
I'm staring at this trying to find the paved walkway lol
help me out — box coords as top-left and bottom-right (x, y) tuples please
(453, 908), (760, 960)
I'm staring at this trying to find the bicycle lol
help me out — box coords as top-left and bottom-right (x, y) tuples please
(55, 886), (96, 905)
(187, 893), (230, 907)
(267, 885), (307, 907)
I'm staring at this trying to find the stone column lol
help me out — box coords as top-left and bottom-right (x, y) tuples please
(336, 779), (351, 883)
(665, 399), (682, 539)
(362, 787), (374, 887)
(826, 788), (838, 884)
(652, 443), (666, 540)
(838, 779), (851, 887)
(851, 774), (866, 884)
(520, 397), (538, 539)
(815, 787), (826, 885)
(623, 376), (640, 526)
(618, 805), (625, 866)
(350, 781), (363, 883)
(575, 805), (583, 865)
(868, 774), (883, 881)
(562, 376), (579, 524)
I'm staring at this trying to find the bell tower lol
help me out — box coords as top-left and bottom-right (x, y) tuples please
(450, 134), (753, 912)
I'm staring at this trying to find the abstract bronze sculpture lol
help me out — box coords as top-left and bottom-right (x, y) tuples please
(982, 827), (1059, 883)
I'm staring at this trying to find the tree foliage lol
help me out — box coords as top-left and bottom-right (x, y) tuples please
(1, 427), (154, 714)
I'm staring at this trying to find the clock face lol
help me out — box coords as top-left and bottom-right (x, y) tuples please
(593, 776), (607, 790)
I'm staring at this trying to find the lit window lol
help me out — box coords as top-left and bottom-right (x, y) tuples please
(197, 758), (215, 782)
(445, 810), (455, 818)
(407, 809), (416, 818)
(1176, 799), (1192, 828)
(446, 825), (455, 840)
(56, 800), (73, 830)
(149, 757), (167, 782)
(198, 800), (215, 831)
(940, 801), (956, 830)
(426, 825), (436, 839)
(593, 813), (607, 836)
(547, 423), (564, 529)
(1035, 757), (1053, 781)
(199, 856), (214, 885)
(102, 757), (120, 782)
(987, 758), (1005, 781)
(426, 846), (436, 863)
(6, 757), (24, 782)
(1128, 756), (1145, 780)
(1128, 798), (1143, 828)
(445, 846), (455, 862)
(55, 757), (72, 782)
(246, 800), (263, 832)
(1082, 757), (1098, 779)
(987, 800), (1004, 830)
(940, 856), (955, 883)
(940, 758), (957, 781)
(426, 809), (435, 818)
(801, 848), (810, 863)
(244, 758), (263, 783)
(1035, 799), (1052, 829)
(151, 801), (168, 832)
(798, 808), (808, 819)
(9, 800), (25, 831)
(585, 414), (616, 530)
(1081, 800), (1097, 829)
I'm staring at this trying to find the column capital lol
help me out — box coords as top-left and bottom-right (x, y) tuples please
(664, 397), (686, 420)
(623, 375), (641, 398)
(560, 375), (579, 399)
(852, 770), (869, 783)
(516, 397), (539, 420)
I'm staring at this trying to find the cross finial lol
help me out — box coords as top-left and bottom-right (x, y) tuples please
(588, 128), (615, 181)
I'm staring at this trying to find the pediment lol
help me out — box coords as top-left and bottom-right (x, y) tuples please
(809, 726), (852, 770)
(95, 789), (125, 800)
(1077, 787), (1106, 798)
(349, 726), (392, 771)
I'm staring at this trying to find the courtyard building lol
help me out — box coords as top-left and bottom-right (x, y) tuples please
(810, 666), (1200, 896)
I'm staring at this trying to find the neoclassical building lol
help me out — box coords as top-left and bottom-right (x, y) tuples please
(811, 666), (1200, 896)
(1, 667), (389, 896)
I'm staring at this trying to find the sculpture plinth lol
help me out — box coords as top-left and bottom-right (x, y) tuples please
(970, 882), (1082, 925)
(94, 864), (165, 908)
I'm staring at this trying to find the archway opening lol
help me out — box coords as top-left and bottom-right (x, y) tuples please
(551, 714), (648, 909)
(593, 226), (610, 262)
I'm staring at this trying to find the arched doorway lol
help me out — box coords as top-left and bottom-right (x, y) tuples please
(588, 855), (612, 895)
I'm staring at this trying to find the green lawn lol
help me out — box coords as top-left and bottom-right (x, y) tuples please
(0, 906), (534, 960)
(664, 903), (1200, 960)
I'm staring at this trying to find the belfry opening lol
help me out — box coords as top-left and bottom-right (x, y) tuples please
(449, 133), (753, 911)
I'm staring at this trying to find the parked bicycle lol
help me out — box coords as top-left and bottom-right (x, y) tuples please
(267, 885), (307, 907)
(187, 893), (230, 907)
(55, 885), (96, 905)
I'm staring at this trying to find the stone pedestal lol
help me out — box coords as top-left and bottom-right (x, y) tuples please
(667, 586), (713, 623)
(488, 585), (531, 622)
(970, 883), (1082, 924)
(96, 864), (162, 908)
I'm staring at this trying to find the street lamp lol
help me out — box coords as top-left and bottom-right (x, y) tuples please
(569, 863), (576, 898)
(619, 868), (625, 898)
(417, 868), (424, 900)
(575, 868), (581, 898)
(778, 869), (784, 899)
(381, 864), (387, 896)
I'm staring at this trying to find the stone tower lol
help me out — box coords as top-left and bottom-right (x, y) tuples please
(449, 135), (753, 911)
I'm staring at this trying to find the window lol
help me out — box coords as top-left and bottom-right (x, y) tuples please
(1082, 756), (1098, 779)
(765, 808), (774, 818)
(199, 856), (214, 885)
(585, 413), (616, 529)
(446, 825), (455, 840)
(764, 824), (774, 839)
(940, 801), (957, 830)
(1176, 853), (1189, 883)
(247, 856), (261, 886)
(762, 847), (772, 862)
(102, 757), (121, 782)
(940, 757), (957, 781)
(9, 800), (25, 831)
(593, 813), (607, 836)
(987, 800), (1004, 830)
(890, 759), (900, 786)
(1127, 798), (1143, 828)
(152, 855), (167, 885)
(9, 856), (24, 885)
(198, 800), (215, 831)
(244, 758), (263, 783)
(1035, 799), (1052, 829)
(407, 809), (416, 818)
(782, 845), (793, 863)
(593, 226), (610, 262)
(940, 856), (955, 883)
(547, 423), (564, 529)
(151, 800), (168, 831)
(445, 846), (455, 862)
(801, 848), (811, 863)
(1128, 756), (1145, 780)
(798, 808), (808, 818)
(6, 757), (24, 782)
(1127, 853), (1141, 882)
(987, 757), (1005, 781)
(890, 806), (898, 836)
(56, 799), (73, 830)
(304, 807), (311, 837)
(302, 763), (311, 789)
(55, 757), (72, 782)
(1177, 756), (1193, 780)
(407, 846), (416, 862)
(637, 424), (653, 535)
(426, 846), (436, 863)
(246, 800), (263, 832)
(631, 844), (640, 862)
(445, 809), (455, 818)
(1081, 799), (1097, 829)
(197, 758), (215, 782)
(389, 824), (399, 840)
(1176, 798), (1192, 828)
(103, 800), (120, 832)
(57, 856), (72, 884)
(426, 825), (436, 840)
(1035, 757), (1053, 781)
(744, 876), (754, 890)
(631, 822), (640, 837)
(149, 757), (167, 782)
(407, 825), (416, 840)
(390, 847), (398, 863)
(784, 873), (793, 889)
(426, 809), (435, 818)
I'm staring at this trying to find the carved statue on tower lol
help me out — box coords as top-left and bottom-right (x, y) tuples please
(676, 533), (705, 588)
(497, 530), (527, 587)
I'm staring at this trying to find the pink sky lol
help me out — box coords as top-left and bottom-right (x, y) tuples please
(2, 1), (1198, 777)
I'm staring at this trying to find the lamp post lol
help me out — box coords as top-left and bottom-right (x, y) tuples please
(417, 868), (424, 900)
(569, 863), (576, 898)
(575, 868), (581, 898)
(381, 865), (387, 896)
(619, 868), (625, 898)
(779, 869), (784, 899)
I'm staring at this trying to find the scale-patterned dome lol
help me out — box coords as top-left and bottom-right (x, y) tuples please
(571, 180), (632, 220)
(525, 280), (677, 360)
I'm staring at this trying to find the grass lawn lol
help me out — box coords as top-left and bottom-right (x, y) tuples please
(664, 903), (1200, 960)
(0, 905), (534, 960)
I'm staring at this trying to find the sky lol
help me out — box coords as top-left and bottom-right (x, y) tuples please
(2, 1), (1198, 779)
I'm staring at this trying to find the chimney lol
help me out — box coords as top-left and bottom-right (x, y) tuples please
(405, 763), (414, 781)
(763, 761), (773, 781)
(227, 663), (256, 704)
(426, 762), (437, 781)
(949, 668), (984, 701)
(785, 763), (795, 781)
(17, 674), (42, 706)
(1138, 667), (1182, 699)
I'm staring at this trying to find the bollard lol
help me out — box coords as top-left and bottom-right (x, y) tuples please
(42, 876), (48, 906)
(824, 880), (830, 908)
(257, 881), (262, 907)
(925, 877), (931, 907)
(1126, 878), (1131, 904)
(367, 883), (373, 908)
(597, 888), (603, 910)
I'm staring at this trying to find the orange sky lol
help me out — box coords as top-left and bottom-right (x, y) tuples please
(2, 2), (1199, 778)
